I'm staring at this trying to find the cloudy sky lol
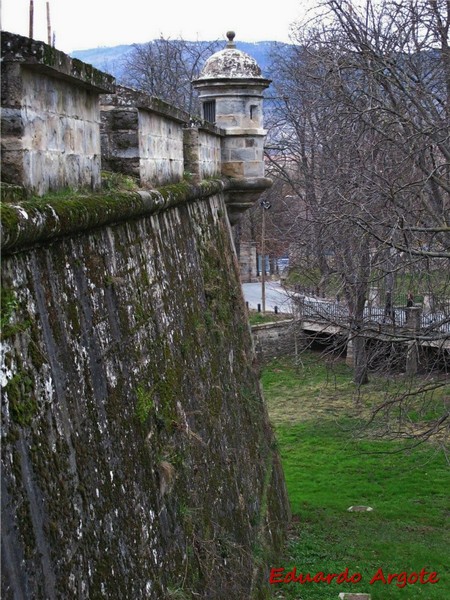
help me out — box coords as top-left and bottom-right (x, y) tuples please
(1, 0), (313, 53)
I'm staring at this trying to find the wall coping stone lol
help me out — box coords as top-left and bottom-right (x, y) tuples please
(1, 31), (115, 93)
(0, 176), (273, 254)
(102, 85), (225, 136)
(0, 179), (226, 253)
(0, 176), (271, 253)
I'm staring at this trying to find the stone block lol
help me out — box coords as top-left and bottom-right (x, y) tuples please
(1, 107), (24, 136)
(229, 147), (257, 162)
(112, 131), (139, 150)
(216, 114), (239, 128)
(1, 63), (23, 107)
(1, 137), (23, 152)
(0, 150), (24, 184)
(243, 161), (265, 177)
(110, 141), (139, 159)
(224, 137), (247, 148)
(111, 108), (139, 130)
(107, 157), (140, 177)
(221, 161), (245, 177)
(252, 321), (297, 361)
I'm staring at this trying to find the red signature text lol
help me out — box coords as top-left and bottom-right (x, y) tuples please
(269, 567), (440, 589)
(369, 567), (439, 588)
(269, 567), (361, 585)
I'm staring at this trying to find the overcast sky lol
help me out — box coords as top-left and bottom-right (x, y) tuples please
(1, 0), (312, 53)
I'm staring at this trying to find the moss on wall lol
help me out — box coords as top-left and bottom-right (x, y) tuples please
(1, 190), (289, 599)
(0, 179), (226, 253)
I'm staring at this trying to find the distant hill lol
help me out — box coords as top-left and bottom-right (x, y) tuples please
(71, 45), (134, 80)
(71, 40), (287, 81)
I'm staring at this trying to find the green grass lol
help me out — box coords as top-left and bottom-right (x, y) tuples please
(285, 268), (341, 295)
(388, 271), (450, 300)
(263, 355), (450, 599)
(285, 267), (449, 303)
(249, 311), (292, 326)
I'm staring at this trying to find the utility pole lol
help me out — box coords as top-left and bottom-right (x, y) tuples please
(46, 2), (52, 45)
(260, 199), (271, 314)
(29, 0), (34, 39)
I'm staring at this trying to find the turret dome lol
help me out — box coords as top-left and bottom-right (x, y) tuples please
(196, 32), (266, 81)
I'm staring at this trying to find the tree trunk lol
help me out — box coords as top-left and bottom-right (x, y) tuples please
(353, 334), (369, 386)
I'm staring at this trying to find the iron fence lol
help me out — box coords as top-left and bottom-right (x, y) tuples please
(294, 297), (450, 334)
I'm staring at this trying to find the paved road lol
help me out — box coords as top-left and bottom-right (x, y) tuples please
(242, 282), (293, 313)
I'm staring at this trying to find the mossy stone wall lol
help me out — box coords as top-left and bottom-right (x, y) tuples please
(252, 320), (298, 362)
(1, 190), (290, 599)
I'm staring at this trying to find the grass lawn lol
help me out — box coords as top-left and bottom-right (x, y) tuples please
(285, 268), (450, 301)
(262, 354), (450, 599)
(248, 311), (292, 326)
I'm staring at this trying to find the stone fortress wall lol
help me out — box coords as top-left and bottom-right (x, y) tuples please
(1, 32), (270, 205)
(1, 31), (290, 599)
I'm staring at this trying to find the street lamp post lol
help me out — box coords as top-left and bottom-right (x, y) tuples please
(260, 199), (271, 314)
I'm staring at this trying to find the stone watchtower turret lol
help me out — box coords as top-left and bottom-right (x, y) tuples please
(193, 32), (272, 223)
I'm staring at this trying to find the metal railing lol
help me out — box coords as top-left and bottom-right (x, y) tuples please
(294, 297), (450, 334)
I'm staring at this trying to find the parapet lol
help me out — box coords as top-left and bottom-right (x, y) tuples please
(1, 32), (271, 223)
(100, 85), (224, 187)
(1, 31), (115, 92)
(1, 32), (115, 195)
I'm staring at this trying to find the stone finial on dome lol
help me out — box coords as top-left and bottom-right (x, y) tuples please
(226, 31), (236, 48)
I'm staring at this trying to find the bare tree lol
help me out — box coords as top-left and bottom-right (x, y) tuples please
(120, 37), (221, 114)
(263, 0), (449, 406)
(322, 0), (450, 260)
